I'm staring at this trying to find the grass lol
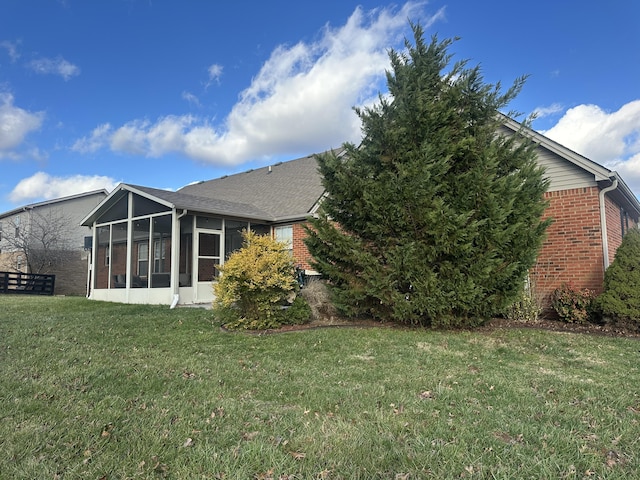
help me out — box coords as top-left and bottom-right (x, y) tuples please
(1, 296), (639, 479)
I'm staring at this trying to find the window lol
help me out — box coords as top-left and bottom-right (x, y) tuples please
(95, 225), (111, 289)
(131, 218), (150, 288)
(250, 223), (271, 236)
(100, 195), (128, 223)
(14, 215), (21, 237)
(198, 232), (221, 282)
(275, 225), (293, 256)
(109, 222), (128, 288)
(621, 208), (630, 236)
(179, 215), (193, 287)
(225, 220), (246, 259)
(154, 239), (165, 272)
(133, 195), (170, 217)
(196, 216), (222, 230)
(0, 221), (3, 241)
(16, 255), (23, 271)
(151, 215), (171, 288)
(138, 241), (149, 276)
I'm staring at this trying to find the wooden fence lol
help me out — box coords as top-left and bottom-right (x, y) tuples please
(0, 271), (56, 296)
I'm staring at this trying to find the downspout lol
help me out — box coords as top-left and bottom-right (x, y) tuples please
(170, 209), (188, 309)
(599, 177), (618, 270)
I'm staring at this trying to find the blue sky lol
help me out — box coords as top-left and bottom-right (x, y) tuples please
(1, 1), (639, 214)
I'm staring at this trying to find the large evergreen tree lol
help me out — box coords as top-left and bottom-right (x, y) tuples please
(304, 24), (550, 327)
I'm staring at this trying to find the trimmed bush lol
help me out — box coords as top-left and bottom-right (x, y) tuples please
(550, 283), (595, 324)
(597, 227), (640, 326)
(213, 230), (309, 330)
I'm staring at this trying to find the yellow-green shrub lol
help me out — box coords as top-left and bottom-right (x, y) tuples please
(213, 230), (306, 329)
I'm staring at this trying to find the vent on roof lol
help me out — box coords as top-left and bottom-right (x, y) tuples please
(268, 165), (272, 173)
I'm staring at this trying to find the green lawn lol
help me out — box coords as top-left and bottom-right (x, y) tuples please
(1, 295), (639, 479)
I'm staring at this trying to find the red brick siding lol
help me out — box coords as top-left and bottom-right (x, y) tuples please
(605, 195), (622, 265)
(292, 222), (314, 270)
(532, 187), (605, 305)
(290, 187), (637, 303)
(604, 195), (637, 264)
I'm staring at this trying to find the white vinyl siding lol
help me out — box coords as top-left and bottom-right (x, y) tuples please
(535, 148), (596, 192)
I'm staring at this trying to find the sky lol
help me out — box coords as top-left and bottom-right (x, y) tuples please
(1, 1), (639, 214)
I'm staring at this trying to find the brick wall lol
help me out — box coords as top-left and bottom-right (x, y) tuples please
(531, 187), (605, 305)
(292, 222), (314, 270)
(291, 187), (636, 303)
(51, 251), (89, 295)
(604, 195), (637, 265)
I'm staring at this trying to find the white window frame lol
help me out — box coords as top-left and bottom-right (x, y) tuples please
(138, 241), (149, 276)
(154, 238), (166, 273)
(274, 225), (294, 256)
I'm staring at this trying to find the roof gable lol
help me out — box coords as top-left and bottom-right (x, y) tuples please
(0, 189), (108, 220)
(499, 116), (640, 216)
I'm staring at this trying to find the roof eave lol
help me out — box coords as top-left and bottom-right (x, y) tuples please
(499, 114), (612, 182)
(603, 173), (640, 217)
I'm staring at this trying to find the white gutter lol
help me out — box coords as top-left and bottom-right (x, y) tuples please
(599, 178), (618, 270)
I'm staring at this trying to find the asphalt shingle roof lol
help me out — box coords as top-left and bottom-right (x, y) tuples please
(81, 153), (329, 226)
(129, 184), (274, 219)
(177, 152), (325, 221)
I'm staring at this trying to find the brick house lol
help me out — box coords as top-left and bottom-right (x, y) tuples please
(500, 117), (640, 304)
(0, 190), (108, 295)
(80, 156), (324, 306)
(81, 120), (639, 307)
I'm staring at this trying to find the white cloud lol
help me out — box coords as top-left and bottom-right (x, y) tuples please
(27, 56), (80, 81)
(9, 171), (118, 203)
(70, 123), (112, 153)
(73, 1), (438, 165)
(543, 100), (640, 193)
(109, 115), (195, 157)
(182, 90), (201, 107)
(0, 40), (21, 62)
(533, 103), (563, 119)
(0, 92), (44, 154)
(205, 63), (223, 88)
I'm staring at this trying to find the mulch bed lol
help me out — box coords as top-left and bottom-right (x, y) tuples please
(223, 316), (640, 338)
(479, 317), (640, 339)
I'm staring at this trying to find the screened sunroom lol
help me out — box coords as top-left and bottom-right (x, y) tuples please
(82, 184), (283, 306)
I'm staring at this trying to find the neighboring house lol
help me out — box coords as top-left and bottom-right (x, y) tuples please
(0, 190), (108, 295)
(80, 120), (640, 308)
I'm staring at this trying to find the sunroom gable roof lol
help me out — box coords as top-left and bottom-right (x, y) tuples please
(80, 183), (274, 226)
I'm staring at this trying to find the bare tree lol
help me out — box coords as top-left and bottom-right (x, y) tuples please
(3, 208), (76, 274)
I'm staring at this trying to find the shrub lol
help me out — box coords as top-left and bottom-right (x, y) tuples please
(281, 295), (312, 326)
(597, 227), (640, 326)
(550, 283), (595, 323)
(505, 287), (540, 323)
(222, 295), (311, 331)
(213, 230), (305, 330)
